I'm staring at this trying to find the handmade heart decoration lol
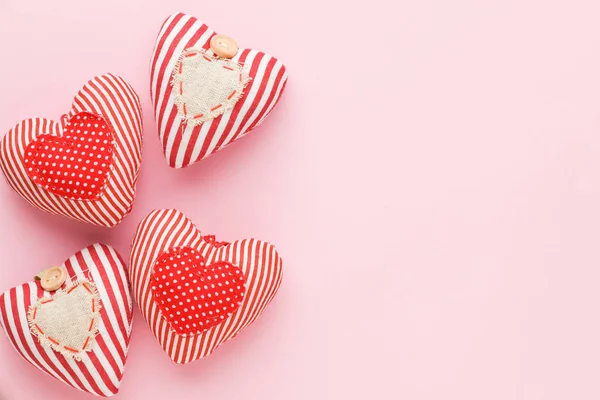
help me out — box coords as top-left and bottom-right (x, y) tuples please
(0, 244), (133, 397)
(151, 13), (288, 168)
(0, 74), (143, 227)
(130, 209), (283, 364)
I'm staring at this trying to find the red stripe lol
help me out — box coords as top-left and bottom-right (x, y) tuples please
(78, 347), (115, 395)
(214, 240), (258, 354)
(151, 13), (185, 101)
(93, 334), (122, 384)
(179, 49), (252, 167)
(242, 65), (288, 136)
(239, 241), (274, 332)
(112, 76), (144, 160)
(222, 55), (275, 147)
(74, 249), (125, 373)
(0, 293), (57, 379)
(130, 210), (164, 303)
(3, 290), (59, 378)
(76, 82), (135, 215)
(161, 26), (211, 164)
(196, 50), (257, 161)
(90, 245), (132, 380)
(87, 246), (128, 362)
(98, 245), (132, 327)
(94, 76), (140, 179)
(155, 20), (204, 133)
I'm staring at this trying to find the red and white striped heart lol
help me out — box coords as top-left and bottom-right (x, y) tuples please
(0, 244), (133, 397)
(151, 13), (288, 168)
(0, 74), (143, 227)
(130, 209), (283, 364)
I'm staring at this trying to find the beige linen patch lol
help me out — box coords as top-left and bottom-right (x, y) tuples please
(172, 48), (251, 126)
(28, 280), (102, 361)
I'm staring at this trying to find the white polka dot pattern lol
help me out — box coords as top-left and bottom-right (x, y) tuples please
(151, 246), (245, 337)
(23, 112), (115, 201)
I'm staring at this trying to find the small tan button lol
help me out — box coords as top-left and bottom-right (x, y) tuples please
(210, 34), (239, 59)
(40, 266), (67, 292)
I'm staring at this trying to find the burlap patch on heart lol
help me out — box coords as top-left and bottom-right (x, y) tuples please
(171, 48), (251, 126)
(27, 280), (102, 361)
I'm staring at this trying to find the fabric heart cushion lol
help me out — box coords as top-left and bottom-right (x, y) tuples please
(0, 74), (143, 227)
(151, 13), (288, 168)
(0, 244), (133, 397)
(130, 209), (283, 364)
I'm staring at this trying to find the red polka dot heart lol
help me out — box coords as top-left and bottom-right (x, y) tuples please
(23, 112), (115, 201)
(151, 246), (246, 337)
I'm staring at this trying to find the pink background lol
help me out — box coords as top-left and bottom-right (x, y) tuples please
(0, 0), (599, 399)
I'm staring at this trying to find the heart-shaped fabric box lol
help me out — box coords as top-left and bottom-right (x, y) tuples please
(151, 13), (288, 168)
(130, 209), (283, 364)
(0, 74), (143, 227)
(0, 244), (133, 397)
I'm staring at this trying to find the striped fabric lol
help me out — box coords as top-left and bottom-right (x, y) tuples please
(0, 244), (133, 397)
(151, 13), (288, 168)
(0, 74), (143, 227)
(130, 209), (283, 364)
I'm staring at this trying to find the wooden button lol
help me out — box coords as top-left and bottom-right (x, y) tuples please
(210, 35), (239, 59)
(40, 266), (67, 292)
